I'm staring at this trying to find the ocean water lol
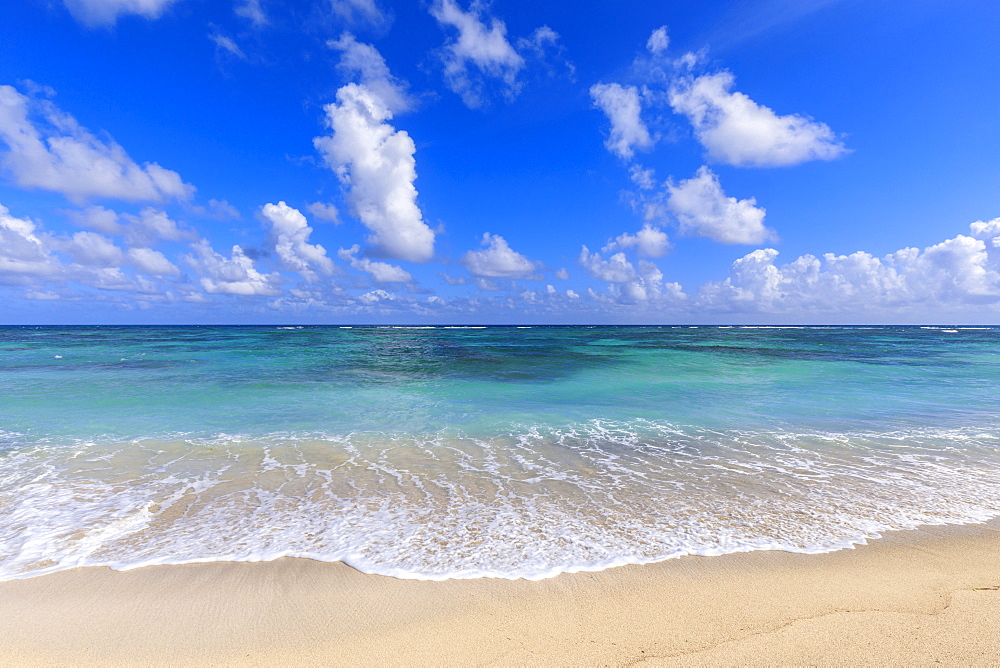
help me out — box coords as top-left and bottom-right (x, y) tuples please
(1, 325), (999, 581)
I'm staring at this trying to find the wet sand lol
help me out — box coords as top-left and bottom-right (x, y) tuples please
(2, 521), (999, 666)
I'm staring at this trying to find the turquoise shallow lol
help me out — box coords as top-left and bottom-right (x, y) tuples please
(2, 325), (999, 580)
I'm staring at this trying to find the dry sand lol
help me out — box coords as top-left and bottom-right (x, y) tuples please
(2, 521), (1000, 666)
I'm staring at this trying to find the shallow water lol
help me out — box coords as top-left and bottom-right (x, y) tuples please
(2, 325), (999, 580)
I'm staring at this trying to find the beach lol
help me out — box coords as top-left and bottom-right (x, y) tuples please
(2, 520), (999, 666)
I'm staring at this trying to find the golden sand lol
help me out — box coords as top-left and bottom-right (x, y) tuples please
(2, 521), (999, 666)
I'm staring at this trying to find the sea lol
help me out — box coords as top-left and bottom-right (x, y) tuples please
(1, 325), (999, 582)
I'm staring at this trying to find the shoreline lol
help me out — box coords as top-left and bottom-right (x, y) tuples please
(2, 521), (1000, 665)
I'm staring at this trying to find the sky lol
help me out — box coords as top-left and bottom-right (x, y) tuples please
(0, 0), (998, 324)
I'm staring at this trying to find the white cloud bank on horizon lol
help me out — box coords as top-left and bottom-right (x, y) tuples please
(0, 85), (194, 204)
(669, 71), (847, 167)
(701, 220), (1000, 315)
(4, 196), (1000, 321)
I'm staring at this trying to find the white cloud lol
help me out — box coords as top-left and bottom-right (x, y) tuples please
(603, 224), (670, 258)
(665, 166), (774, 244)
(127, 247), (180, 276)
(0, 204), (61, 279)
(579, 246), (637, 283)
(314, 83), (435, 262)
(260, 201), (334, 282)
(359, 288), (395, 304)
(328, 33), (413, 114)
(698, 221), (1000, 314)
(970, 217), (1000, 239)
(63, 231), (124, 266)
(209, 33), (246, 59)
(308, 201), (341, 224)
(338, 244), (412, 282)
(579, 245), (683, 304)
(461, 233), (539, 278)
(66, 205), (121, 234)
(669, 71), (847, 167)
(65, 205), (189, 247)
(590, 83), (654, 160)
(329, 0), (387, 27)
(647, 26), (669, 54)
(235, 0), (267, 26)
(429, 0), (525, 108)
(121, 207), (190, 247)
(185, 239), (281, 296)
(202, 198), (241, 220)
(517, 25), (558, 56)
(0, 85), (194, 203)
(62, 0), (179, 27)
(555, 267), (569, 280)
(629, 164), (656, 190)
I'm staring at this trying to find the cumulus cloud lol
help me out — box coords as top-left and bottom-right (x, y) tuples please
(62, 0), (179, 27)
(328, 33), (414, 114)
(314, 83), (435, 262)
(63, 231), (124, 266)
(669, 72), (847, 167)
(579, 245), (683, 304)
(429, 0), (525, 108)
(590, 83), (654, 160)
(185, 239), (281, 296)
(698, 221), (1000, 314)
(579, 246), (638, 283)
(338, 244), (412, 282)
(0, 204), (61, 279)
(461, 233), (539, 278)
(260, 201), (334, 282)
(665, 166), (774, 244)
(603, 224), (670, 258)
(197, 198), (241, 220)
(121, 207), (191, 247)
(970, 216), (1000, 239)
(308, 201), (340, 224)
(0, 85), (194, 203)
(647, 26), (669, 54)
(65, 205), (121, 234)
(127, 247), (179, 276)
(359, 288), (395, 304)
(65, 205), (189, 247)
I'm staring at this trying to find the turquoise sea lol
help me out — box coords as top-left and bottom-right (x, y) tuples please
(1, 325), (999, 581)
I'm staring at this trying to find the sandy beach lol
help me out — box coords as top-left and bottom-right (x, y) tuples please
(1, 521), (998, 666)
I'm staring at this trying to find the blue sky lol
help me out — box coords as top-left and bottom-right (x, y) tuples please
(1, 0), (998, 324)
